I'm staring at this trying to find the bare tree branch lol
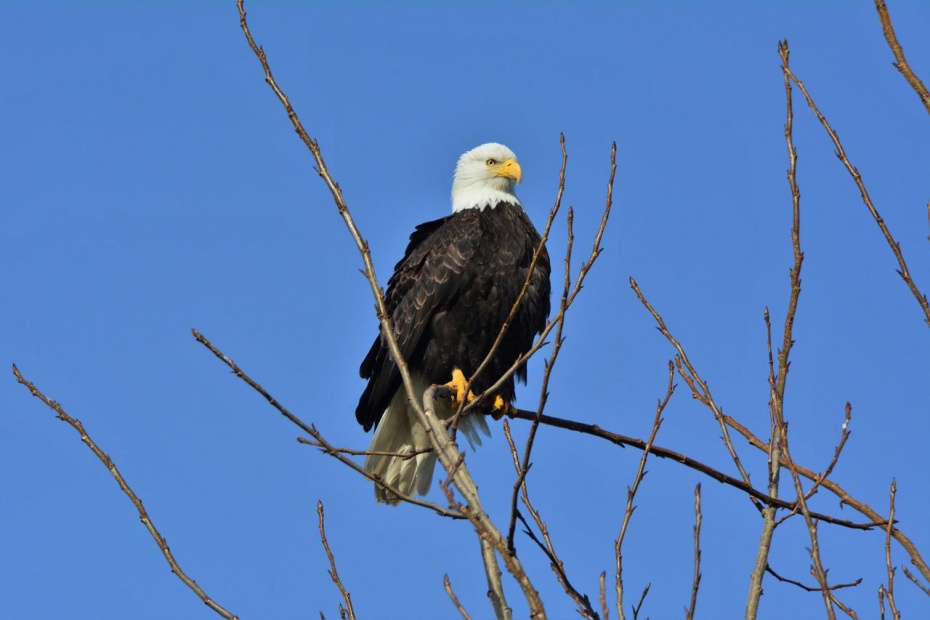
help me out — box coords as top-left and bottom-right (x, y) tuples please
(685, 483), (702, 620)
(901, 566), (930, 597)
(317, 501), (356, 620)
(194, 328), (462, 519)
(444, 574), (472, 620)
(501, 407), (877, 530)
(11, 365), (239, 620)
(766, 566), (862, 592)
(873, 0), (930, 114)
(883, 480), (902, 620)
(631, 584), (650, 620)
(600, 572), (609, 620)
(616, 361), (675, 620)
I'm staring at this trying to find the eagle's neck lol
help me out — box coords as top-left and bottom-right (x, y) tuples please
(451, 178), (521, 213)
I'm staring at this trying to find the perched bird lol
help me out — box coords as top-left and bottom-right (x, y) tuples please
(356, 142), (551, 504)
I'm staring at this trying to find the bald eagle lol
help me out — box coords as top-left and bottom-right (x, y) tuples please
(356, 143), (551, 504)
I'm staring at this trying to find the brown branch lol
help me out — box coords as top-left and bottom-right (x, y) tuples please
(317, 501), (356, 620)
(501, 408), (875, 531)
(686, 483), (702, 620)
(631, 583), (650, 620)
(780, 40), (930, 328)
(443, 574), (472, 620)
(12, 364), (239, 620)
(615, 362), (675, 620)
(902, 566), (930, 596)
(873, 0), (930, 114)
(883, 480), (902, 620)
(804, 403), (852, 502)
(297, 441), (430, 461)
(783, 427), (838, 620)
(766, 565), (862, 592)
(193, 328), (462, 518)
(599, 572), (609, 620)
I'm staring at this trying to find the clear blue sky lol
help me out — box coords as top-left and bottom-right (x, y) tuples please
(3, 1), (929, 618)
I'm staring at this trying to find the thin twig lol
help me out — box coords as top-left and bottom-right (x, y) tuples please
(631, 584), (650, 620)
(766, 566), (862, 592)
(297, 440), (430, 461)
(616, 362), (675, 620)
(12, 364), (239, 620)
(600, 572), (609, 620)
(686, 483), (702, 620)
(804, 403), (852, 502)
(902, 566), (930, 596)
(884, 480), (902, 620)
(783, 427), (838, 620)
(444, 574), (472, 620)
(317, 501), (356, 620)
(873, 0), (930, 114)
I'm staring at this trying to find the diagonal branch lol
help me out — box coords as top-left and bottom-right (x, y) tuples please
(193, 328), (462, 518)
(443, 574), (472, 620)
(873, 0), (930, 114)
(501, 408), (876, 531)
(616, 361), (675, 620)
(12, 364), (239, 620)
(317, 501), (356, 620)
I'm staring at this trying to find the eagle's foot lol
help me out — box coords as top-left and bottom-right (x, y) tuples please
(444, 368), (475, 408)
(491, 394), (516, 420)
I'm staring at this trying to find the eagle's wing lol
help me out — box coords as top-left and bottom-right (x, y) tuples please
(356, 212), (479, 430)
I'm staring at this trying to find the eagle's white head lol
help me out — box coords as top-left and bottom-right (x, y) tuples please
(451, 143), (522, 213)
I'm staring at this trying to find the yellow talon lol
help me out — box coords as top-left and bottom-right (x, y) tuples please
(444, 368), (474, 406)
(492, 394), (517, 420)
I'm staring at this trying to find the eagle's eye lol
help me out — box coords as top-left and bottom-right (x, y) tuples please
(486, 158), (497, 166)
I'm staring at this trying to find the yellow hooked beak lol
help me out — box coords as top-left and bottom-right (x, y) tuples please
(493, 158), (522, 184)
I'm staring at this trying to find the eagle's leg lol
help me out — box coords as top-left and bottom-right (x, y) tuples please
(491, 395), (517, 420)
(443, 368), (475, 408)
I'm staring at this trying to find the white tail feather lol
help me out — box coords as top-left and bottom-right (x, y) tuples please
(363, 374), (490, 504)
